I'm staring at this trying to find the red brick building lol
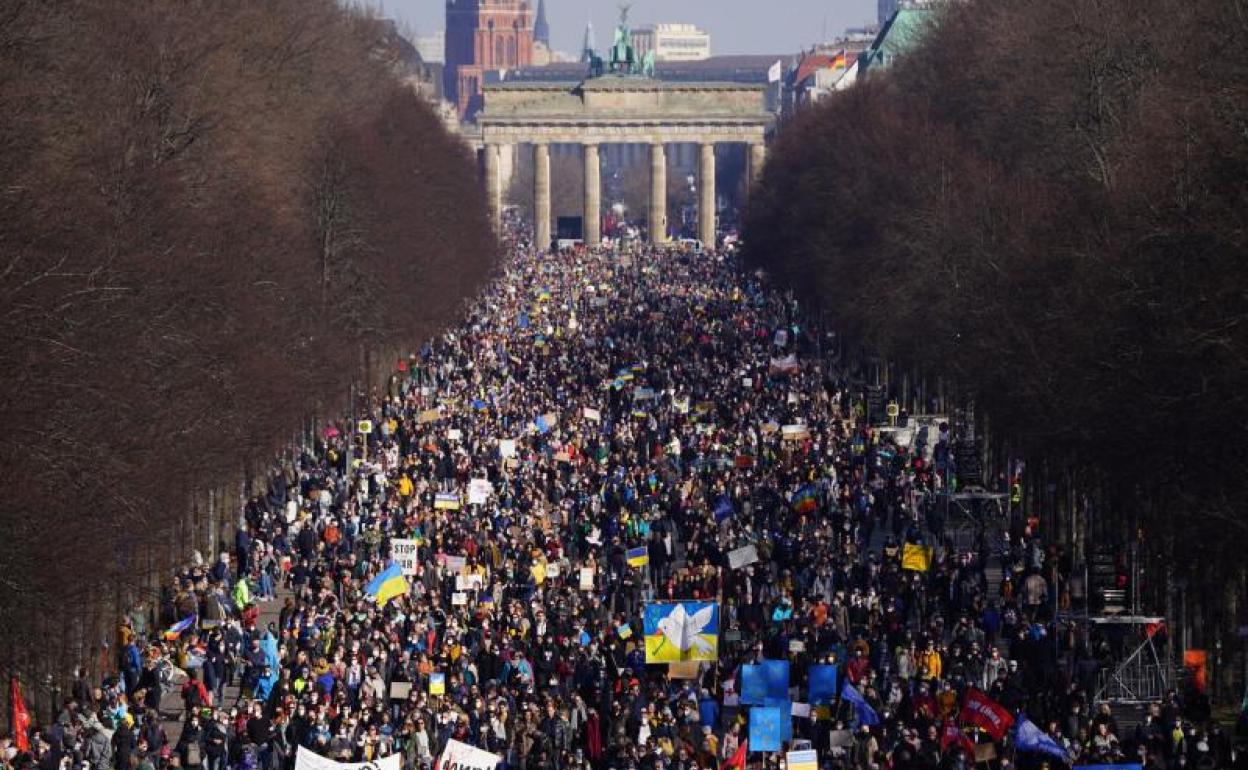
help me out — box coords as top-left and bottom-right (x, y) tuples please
(445, 0), (535, 121)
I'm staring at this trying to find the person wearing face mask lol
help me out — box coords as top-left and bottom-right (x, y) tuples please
(177, 714), (204, 770)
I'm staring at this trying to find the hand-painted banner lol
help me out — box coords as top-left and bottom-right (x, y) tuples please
(643, 602), (719, 662)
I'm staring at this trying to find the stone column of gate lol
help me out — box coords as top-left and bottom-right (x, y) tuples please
(699, 142), (716, 249)
(583, 143), (601, 248)
(533, 142), (551, 252)
(649, 142), (667, 244)
(483, 143), (501, 229)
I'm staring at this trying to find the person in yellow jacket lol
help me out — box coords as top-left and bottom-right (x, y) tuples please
(232, 577), (251, 610)
(920, 641), (942, 681)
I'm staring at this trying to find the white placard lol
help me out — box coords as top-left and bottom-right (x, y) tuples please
(583, 407), (601, 422)
(727, 544), (759, 570)
(296, 748), (401, 770)
(443, 555), (466, 574)
(452, 592), (468, 606)
(791, 702), (811, 718)
(434, 739), (502, 770)
(448, 428), (463, 441)
(499, 439), (517, 458)
(455, 574), (483, 592)
(579, 567), (595, 591)
(468, 478), (493, 506)
(390, 538), (420, 576)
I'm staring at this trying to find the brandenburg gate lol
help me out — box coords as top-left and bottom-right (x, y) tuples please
(476, 45), (772, 249)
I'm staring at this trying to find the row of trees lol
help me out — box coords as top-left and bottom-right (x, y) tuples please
(0, 0), (494, 705)
(746, 0), (1247, 685)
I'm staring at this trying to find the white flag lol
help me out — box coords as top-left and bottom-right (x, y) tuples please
(768, 59), (782, 83)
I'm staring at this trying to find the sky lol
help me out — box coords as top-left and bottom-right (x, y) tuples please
(385, 0), (878, 57)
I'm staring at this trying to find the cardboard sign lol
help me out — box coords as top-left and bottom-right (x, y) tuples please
(417, 409), (441, 424)
(668, 661), (701, 679)
(727, 544), (759, 569)
(443, 555), (466, 574)
(451, 592), (468, 606)
(579, 567), (595, 591)
(388, 682), (412, 700)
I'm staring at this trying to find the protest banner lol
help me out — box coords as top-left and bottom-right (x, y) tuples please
(434, 739), (501, 770)
(296, 748), (400, 770)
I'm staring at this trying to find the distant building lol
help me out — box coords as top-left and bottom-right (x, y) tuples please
(783, 32), (875, 114)
(878, 0), (900, 26)
(414, 30), (445, 64)
(858, 5), (934, 77)
(630, 24), (711, 62)
(533, 0), (550, 47)
(444, 0), (535, 121)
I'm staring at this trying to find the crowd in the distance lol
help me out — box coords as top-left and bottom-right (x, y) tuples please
(3, 226), (1236, 770)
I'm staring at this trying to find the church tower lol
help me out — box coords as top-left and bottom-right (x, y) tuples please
(444, 0), (535, 121)
(533, 0), (550, 47)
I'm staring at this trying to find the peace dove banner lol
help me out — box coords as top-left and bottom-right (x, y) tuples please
(643, 601), (719, 662)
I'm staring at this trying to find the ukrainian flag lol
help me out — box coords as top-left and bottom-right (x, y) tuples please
(626, 546), (649, 567)
(365, 563), (409, 606)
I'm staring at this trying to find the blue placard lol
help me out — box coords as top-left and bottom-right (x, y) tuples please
(741, 659), (790, 706)
(748, 705), (791, 752)
(808, 664), (839, 705)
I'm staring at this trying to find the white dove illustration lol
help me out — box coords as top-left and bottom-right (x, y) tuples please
(654, 604), (716, 655)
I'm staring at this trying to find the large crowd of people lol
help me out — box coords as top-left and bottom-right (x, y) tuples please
(4, 229), (1237, 770)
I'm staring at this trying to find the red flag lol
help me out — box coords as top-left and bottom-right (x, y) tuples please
(11, 676), (30, 752)
(940, 719), (976, 756)
(725, 739), (749, 770)
(959, 687), (1014, 741)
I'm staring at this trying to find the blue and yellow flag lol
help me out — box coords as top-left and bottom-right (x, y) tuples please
(626, 546), (649, 567)
(365, 563), (409, 606)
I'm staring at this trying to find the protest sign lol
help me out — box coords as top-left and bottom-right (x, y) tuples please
(643, 602), (719, 662)
(741, 660), (790, 706)
(296, 748), (401, 770)
(727, 544), (759, 569)
(435, 740), (501, 770)
(390, 538), (419, 576)
(467, 479), (492, 506)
